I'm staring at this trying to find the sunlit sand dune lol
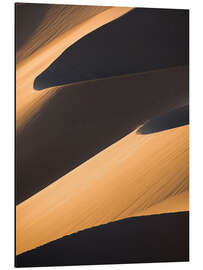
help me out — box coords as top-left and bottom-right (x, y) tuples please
(16, 66), (188, 204)
(34, 8), (188, 90)
(16, 124), (189, 255)
(16, 4), (111, 64)
(15, 5), (189, 265)
(123, 190), (189, 219)
(16, 6), (132, 132)
(16, 212), (189, 267)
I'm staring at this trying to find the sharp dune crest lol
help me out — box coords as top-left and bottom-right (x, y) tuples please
(16, 212), (189, 267)
(34, 8), (188, 90)
(16, 6), (132, 132)
(16, 65), (188, 204)
(121, 190), (189, 219)
(16, 124), (189, 255)
(15, 5), (189, 264)
(16, 5), (111, 64)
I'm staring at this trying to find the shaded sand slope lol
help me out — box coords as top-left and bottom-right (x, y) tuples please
(16, 66), (188, 204)
(15, 3), (50, 53)
(16, 124), (189, 255)
(16, 4), (112, 64)
(16, 6), (132, 131)
(34, 8), (189, 89)
(16, 212), (189, 266)
(137, 105), (189, 134)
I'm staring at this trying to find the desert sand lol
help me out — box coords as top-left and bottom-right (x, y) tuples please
(34, 8), (188, 89)
(15, 4), (189, 263)
(16, 124), (189, 255)
(16, 66), (188, 204)
(16, 212), (189, 267)
(16, 6), (132, 132)
(16, 4), (111, 64)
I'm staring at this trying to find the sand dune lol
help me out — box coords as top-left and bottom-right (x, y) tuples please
(137, 105), (189, 134)
(122, 190), (189, 219)
(15, 5), (189, 265)
(16, 3), (51, 54)
(16, 124), (189, 255)
(34, 8), (189, 90)
(16, 66), (188, 204)
(16, 6), (132, 132)
(16, 212), (189, 266)
(16, 4), (111, 64)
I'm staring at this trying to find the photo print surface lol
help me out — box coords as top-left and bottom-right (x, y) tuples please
(15, 3), (189, 267)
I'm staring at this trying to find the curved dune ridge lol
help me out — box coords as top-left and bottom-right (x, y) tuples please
(16, 4), (111, 64)
(16, 5), (133, 132)
(16, 212), (189, 267)
(16, 4), (189, 264)
(16, 66), (189, 204)
(34, 8), (189, 90)
(137, 105), (189, 134)
(16, 124), (189, 255)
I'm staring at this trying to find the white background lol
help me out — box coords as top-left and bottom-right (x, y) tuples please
(0, 0), (202, 269)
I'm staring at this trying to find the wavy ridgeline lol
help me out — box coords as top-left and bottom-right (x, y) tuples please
(16, 4), (51, 54)
(16, 123), (189, 255)
(16, 66), (189, 205)
(34, 8), (189, 90)
(137, 105), (189, 134)
(16, 4), (189, 265)
(16, 4), (111, 64)
(16, 5), (132, 131)
(16, 212), (189, 267)
(16, 66), (188, 204)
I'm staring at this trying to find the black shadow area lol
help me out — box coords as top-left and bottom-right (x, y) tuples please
(34, 8), (189, 90)
(137, 105), (189, 134)
(16, 66), (188, 204)
(16, 211), (189, 267)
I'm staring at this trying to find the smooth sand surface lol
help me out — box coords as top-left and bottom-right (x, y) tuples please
(16, 212), (189, 267)
(34, 8), (188, 90)
(16, 3), (50, 53)
(16, 6), (132, 132)
(122, 190), (189, 219)
(16, 4), (111, 63)
(137, 105), (189, 134)
(16, 66), (188, 204)
(16, 124), (189, 255)
(16, 5), (189, 261)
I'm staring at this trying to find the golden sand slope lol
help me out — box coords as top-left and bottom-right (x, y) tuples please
(16, 5), (111, 64)
(130, 190), (189, 218)
(16, 6), (132, 132)
(16, 124), (189, 255)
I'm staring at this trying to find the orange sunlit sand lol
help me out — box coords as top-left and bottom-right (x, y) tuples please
(15, 4), (189, 263)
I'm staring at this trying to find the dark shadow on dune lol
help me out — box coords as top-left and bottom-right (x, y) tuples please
(15, 3), (50, 52)
(34, 8), (189, 90)
(16, 66), (189, 204)
(16, 211), (189, 267)
(137, 105), (189, 134)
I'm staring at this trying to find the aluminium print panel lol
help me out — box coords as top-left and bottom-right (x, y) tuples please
(15, 3), (189, 267)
